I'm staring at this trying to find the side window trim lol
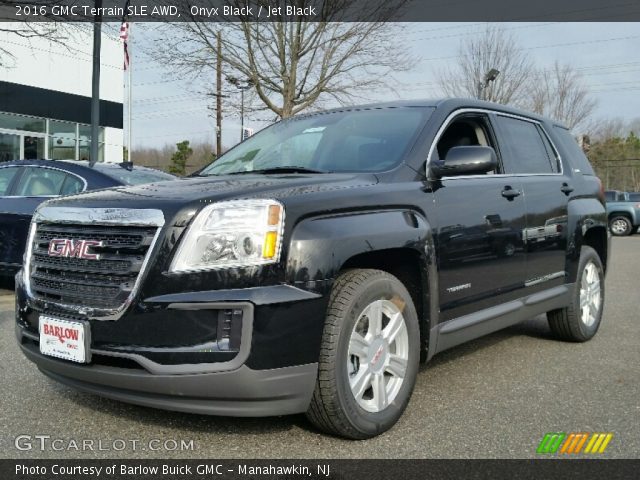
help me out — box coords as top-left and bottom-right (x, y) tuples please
(5, 166), (88, 198)
(427, 108), (566, 179)
(493, 113), (565, 176)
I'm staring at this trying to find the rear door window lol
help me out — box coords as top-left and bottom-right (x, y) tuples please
(494, 116), (555, 174)
(14, 167), (67, 196)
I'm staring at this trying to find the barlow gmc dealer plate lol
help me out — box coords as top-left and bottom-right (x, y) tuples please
(39, 316), (88, 363)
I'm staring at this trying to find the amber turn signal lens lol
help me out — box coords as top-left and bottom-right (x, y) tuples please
(262, 231), (278, 259)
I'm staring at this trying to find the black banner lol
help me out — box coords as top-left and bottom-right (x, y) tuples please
(1, 0), (639, 22)
(3, 459), (640, 480)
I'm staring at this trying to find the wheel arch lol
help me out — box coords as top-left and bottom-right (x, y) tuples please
(286, 209), (438, 361)
(582, 226), (609, 273)
(608, 211), (633, 221)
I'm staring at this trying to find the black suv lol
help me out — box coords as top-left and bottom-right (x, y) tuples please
(15, 99), (609, 439)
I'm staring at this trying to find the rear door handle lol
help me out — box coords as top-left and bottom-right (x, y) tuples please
(561, 183), (574, 195)
(501, 186), (521, 200)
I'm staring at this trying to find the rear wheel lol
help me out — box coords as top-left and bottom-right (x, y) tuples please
(548, 246), (604, 342)
(306, 269), (420, 439)
(609, 216), (632, 236)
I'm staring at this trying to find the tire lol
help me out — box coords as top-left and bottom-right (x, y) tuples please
(547, 246), (604, 342)
(608, 215), (632, 236)
(306, 269), (420, 439)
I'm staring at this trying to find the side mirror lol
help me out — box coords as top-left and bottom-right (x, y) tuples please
(429, 146), (497, 179)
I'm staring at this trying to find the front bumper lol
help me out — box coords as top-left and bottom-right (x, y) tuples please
(15, 280), (325, 416)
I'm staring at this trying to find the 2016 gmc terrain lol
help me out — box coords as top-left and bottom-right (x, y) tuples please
(15, 99), (609, 439)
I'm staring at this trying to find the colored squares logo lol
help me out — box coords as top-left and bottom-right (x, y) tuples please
(537, 433), (613, 454)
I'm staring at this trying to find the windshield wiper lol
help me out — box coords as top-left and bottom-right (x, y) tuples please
(227, 166), (328, 175)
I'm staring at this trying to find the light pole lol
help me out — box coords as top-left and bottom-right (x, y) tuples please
(477, 68), (500, 100)
(89, 0), (102, 167)
(227, 76), (253, 142)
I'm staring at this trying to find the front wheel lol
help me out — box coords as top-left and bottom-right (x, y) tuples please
(547, 246), (604, 342)
(609, 216), (632, 236)
(306, 269), (420, 439)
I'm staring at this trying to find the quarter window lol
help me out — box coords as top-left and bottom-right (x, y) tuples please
(496, 116), (555, 174)
(60, 174), (84, 195)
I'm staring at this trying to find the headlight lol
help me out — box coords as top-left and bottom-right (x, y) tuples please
(170, 199), (285, 272)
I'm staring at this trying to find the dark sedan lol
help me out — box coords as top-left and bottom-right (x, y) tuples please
(0, 159), (176, 276)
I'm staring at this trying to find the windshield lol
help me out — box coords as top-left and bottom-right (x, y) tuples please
(101, 168), (176, 185)
(201, 107), (433, 175)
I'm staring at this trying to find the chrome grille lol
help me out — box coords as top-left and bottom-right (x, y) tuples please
(29, 223), (159, 311)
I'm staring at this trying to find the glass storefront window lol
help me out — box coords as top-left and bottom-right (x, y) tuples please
(0, 112), (46, 133)
(49, 120), (77, 160)
(24, 136), (45, 160)
(78, 124), (104, 162)
(0, 133), (20, 163)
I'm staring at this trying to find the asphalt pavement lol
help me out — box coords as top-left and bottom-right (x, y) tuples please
(1, 237), (638, 459)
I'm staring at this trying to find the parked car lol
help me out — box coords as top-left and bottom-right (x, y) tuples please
(0, 159), (176, 276)
(15, 99), (608, 439)
(604, 189), (640, 236)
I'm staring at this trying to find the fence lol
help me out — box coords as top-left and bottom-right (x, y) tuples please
(592, 159), (640, 192)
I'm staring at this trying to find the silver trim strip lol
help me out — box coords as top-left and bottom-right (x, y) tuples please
(34, 207), (165, 226)
(426, 108), (565, 179)
(524, 271), (566, 287)
(24, 207), (165, 321)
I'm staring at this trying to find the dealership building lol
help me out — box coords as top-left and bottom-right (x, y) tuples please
(0, 25), (123, 163)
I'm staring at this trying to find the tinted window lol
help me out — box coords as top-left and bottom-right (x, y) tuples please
(604, 191), (616, 202)
(60, 174), (84, 195)
(200, 107), (433, 175)
(629, 193), (640, 202)
(496, 116), (555, 174)
(15, 167), (67, 196)
(537, 126), (561, 173)
(0, 167), (19, 195)
(552, 126), (595, 175)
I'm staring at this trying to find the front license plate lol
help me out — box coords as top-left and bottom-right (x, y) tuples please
(39, 316), (88, 363)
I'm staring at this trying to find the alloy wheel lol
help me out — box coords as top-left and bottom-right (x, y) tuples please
(347, 299), (409, 413)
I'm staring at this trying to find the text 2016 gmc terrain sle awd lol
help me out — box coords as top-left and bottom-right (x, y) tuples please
(15, 99), (609, 439)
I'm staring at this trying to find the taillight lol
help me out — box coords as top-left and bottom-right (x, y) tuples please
(556, 224), (563, 232)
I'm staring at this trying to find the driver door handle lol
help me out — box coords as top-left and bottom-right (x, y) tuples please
(501, 186), (521, 200)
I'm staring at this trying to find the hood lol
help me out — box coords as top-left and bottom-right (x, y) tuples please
(42, 173), (379, 224)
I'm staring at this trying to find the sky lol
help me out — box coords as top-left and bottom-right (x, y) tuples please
(126, 22), (640, 150)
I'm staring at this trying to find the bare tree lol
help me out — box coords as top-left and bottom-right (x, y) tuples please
(151, 0), (412, 119)
(529, 62), (596, 132)
(436, 26), (534, 105)
(0, 0), (95, 68)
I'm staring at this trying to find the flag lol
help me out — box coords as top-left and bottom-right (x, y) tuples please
(120, 1), (131, 70)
